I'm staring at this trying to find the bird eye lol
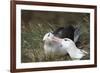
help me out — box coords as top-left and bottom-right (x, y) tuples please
(48, 33), (50, 37)
(64, 39), (68, 41)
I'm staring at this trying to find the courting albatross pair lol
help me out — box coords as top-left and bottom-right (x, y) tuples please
(43, 25), (88, 60)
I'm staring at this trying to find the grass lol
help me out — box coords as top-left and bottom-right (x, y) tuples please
(21, 10), (90, 63)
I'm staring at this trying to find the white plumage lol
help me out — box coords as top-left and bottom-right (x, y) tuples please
(61, 38), (88, 60)
(43, 32), (67, 55)
(43, 32), (88, 60)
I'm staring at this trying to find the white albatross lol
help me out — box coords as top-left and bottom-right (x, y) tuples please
(43, 32), (67, 55)
(61, 38), (88, 60)
(43, 32), (88, 60)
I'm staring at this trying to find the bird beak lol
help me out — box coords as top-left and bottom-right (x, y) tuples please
(52, 36), (62, 43)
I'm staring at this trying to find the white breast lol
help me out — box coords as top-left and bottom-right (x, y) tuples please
(61, 38), (88, 60)
(43, 32), (67, 55)
(44, 42), (67, 55)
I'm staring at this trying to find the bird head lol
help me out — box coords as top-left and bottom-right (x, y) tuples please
(43, 32), (62, 44)
(61, 38), (76, 48)
(43, 32), (54, 41)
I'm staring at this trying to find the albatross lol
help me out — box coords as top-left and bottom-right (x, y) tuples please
(43, 32), (67, 55)
(61, 38), (88, 60)
(43, 32), (88, 60)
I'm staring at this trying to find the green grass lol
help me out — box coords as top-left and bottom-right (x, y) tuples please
(21, 10), (90, 63)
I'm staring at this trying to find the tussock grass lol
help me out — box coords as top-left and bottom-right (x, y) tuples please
(21, 10), (90, 63)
